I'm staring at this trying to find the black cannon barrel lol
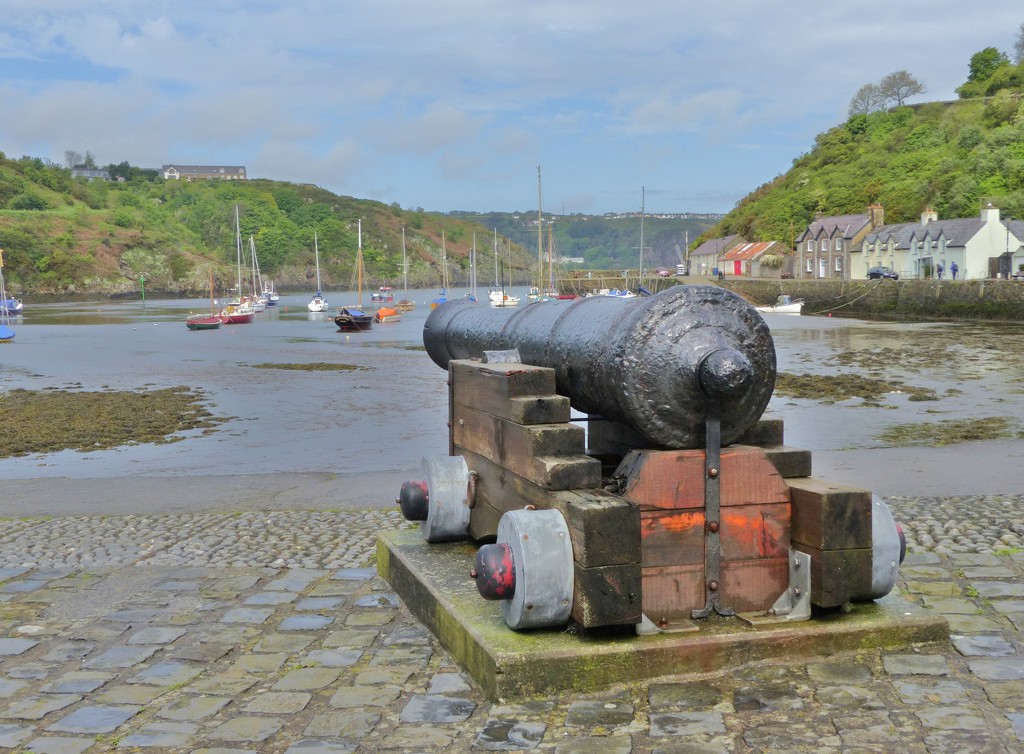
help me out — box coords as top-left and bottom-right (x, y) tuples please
(423, 286), (776, 449)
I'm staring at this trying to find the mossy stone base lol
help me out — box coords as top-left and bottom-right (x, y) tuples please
(377, 529), (948, 701)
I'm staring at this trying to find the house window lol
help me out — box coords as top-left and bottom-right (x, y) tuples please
(820, 239), (827, 251)
(835, 258), (843, 272)
(806, 259), (813, 272)
(834, 238), (843, 251)
(806, 240), (814, 252)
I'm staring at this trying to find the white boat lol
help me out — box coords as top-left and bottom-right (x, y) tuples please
(308, 231), (329, 312)
(756, 294), (804, 314)
(220, 207), (255, 324)
(488, 289), (520, 307)
(488, 231), (518, 307)
(596, 288), (636, 298)
(262, 279), (280, 306)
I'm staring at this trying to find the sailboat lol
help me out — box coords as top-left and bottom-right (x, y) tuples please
(307, 231), (329, 312)
(488, 238), (519, 307)
(186, 267), (223, 330)
(248, 236), (267, 311)
(396, 227), (415, 312)
(528, 165), (544, 302)
(464, 233), (478, 302)
(335, 219), (373, 332)
(0, 249), (15, 342)
(430, 231), (449, 309)
(220, 206), (255, 324)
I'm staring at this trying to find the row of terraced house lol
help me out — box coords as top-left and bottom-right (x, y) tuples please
(690, 203), (1024, 281)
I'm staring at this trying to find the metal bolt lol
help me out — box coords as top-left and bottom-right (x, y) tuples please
(707, 521), (719, 533)
(708, 580), (719, 592)
(525, 602), (534, 610)
(708, 467), (719, 478)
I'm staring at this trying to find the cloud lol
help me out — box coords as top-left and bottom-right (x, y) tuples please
(2, 1), (1023, 213)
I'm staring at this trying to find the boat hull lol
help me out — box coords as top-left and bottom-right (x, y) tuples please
(186, 315), (223, 330)
(756, 303), (803, 314)
(0, 299), (22, 315)
(335, 308), (373, 331)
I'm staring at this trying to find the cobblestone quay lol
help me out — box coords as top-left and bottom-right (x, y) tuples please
(0, 497), (1021, 752)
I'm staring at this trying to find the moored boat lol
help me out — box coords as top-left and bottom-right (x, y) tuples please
(756, 294), (804, 315)
(220, 302), (256, 324)
(186, 314), (223, 331)
(374, 306), (402, 323)
(0, 250), (15, 342)
(308, 231), (329, 312)
(335, 307), (373, 331)
(0, 297), (22, 315)
(336, 220), (374, 332)
(488, 289), (520, 307)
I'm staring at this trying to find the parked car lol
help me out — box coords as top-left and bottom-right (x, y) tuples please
(867, 266), (899, 280)
(655, 268), (671, 277)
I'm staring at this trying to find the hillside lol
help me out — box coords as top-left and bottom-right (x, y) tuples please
(0, 156), (716, 298)
(705, 85), (1024, 245)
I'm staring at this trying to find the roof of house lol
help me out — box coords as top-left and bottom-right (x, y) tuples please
(797, 213), (871, 241)
(722, 241), (781, 261)
(864, 218), (985, 249)
(691, 234), (745, 257)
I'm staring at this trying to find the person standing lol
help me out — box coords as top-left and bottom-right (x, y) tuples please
(936, 262), (943, 280)
(951, 261), (959, 280)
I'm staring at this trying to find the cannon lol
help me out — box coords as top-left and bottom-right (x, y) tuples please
(423, 285), (776, 449)
(402, 286), (905, 632)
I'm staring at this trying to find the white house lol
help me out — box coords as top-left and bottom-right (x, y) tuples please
(857, 203), (1024, 280)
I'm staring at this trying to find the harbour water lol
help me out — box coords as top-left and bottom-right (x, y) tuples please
(2, 286), (1023, 511)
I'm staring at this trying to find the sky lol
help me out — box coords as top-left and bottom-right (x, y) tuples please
(1, 2), (1021, 216)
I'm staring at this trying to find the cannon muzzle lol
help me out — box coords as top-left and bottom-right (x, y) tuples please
(423, 286), (776, 448)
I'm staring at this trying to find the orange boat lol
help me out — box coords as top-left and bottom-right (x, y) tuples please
(374, 306), (402, 323)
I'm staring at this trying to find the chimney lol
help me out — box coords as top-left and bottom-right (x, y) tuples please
(921, 207), (938, 225)
(980, 202), (1000, 223)
(868, 204), (884, 229)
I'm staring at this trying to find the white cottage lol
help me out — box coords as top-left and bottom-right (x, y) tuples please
(857, 204), (1024, 280)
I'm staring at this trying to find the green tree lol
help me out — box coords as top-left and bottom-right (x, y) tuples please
(967, 47), (1010, 83)
(1015, 22), (1024, 65)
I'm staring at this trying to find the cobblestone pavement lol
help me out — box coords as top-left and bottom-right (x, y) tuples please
(0, 497), (1021, 753)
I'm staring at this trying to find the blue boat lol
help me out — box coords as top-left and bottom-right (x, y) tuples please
(0, 251), (14, 342)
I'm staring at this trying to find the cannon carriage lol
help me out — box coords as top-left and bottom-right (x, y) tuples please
(398, 286), (906, 632)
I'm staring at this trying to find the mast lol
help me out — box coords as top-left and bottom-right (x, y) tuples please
(493, 228), (499, 289)
(537, 165), (543, 289)
(234, 205), (243, 301)
(547, 224), (555, 294)
(471, 233), (477, 299)
(357, 219), (363, 307)
(639, 186), (646, 284)
(401, 227), (408, 296)
(441, 230), (447, 293)
(314, 231), (321, 293)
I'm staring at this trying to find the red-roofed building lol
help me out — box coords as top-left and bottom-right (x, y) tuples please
(721, 240), (789, 277)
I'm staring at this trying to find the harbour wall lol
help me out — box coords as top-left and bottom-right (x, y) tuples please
(709, 278), (1024, 321)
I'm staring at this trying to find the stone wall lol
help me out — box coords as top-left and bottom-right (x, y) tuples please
(722, 278), (1024, 321)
